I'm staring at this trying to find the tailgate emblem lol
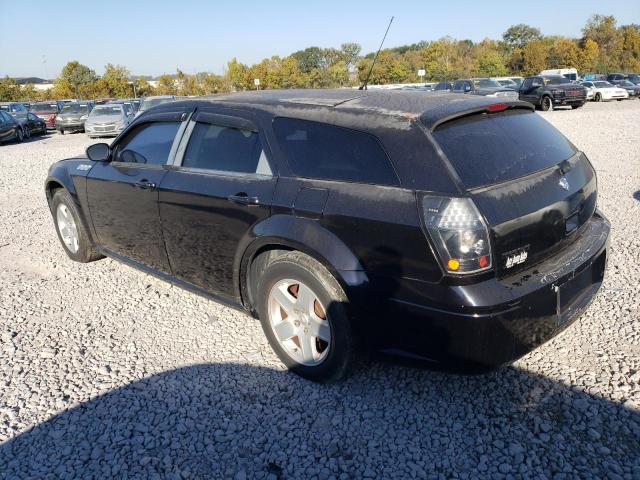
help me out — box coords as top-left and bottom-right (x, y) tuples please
(559, 177), (570, 191)
(504, 247), (529, 269)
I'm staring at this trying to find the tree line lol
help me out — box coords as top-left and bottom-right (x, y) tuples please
(1, 14), (638, 102)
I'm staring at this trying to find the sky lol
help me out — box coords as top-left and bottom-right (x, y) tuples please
(1, 0), (638, 78)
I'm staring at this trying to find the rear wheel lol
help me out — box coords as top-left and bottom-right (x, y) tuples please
(255, 251), (353, 383)
(540, 96), (553, 111)
(24, 127), (31, 139)
(51, 189), (103, 263)
(59, 129), (64, 135)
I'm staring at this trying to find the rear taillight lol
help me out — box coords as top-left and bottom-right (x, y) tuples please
(421, 196), (493, 275)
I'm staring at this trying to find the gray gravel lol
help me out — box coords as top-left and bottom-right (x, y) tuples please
(0, 101), (639, 479)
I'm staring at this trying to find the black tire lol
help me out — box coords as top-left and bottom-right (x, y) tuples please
(51, 189), (103, 263)
(540, 96), (553, 111)
(59, 129), (64, 135)
(255, 251), (353, 383)
(571, 103), (584, 109)
(595, 93), (602, 102)
(15, 128), (23, 143)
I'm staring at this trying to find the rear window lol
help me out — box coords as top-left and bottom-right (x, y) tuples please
(433, 110), (576, 189)
(272, 117), (399, 185)
(31, 103), (58, 113)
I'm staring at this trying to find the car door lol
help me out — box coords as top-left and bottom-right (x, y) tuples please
(158, 110), (277, 299)
(0, 112), (11, 142)
(86, 110), (190, 272)
(519, 77), (537, 104)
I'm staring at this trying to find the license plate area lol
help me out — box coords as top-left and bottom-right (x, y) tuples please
(555, 250), (606, 326)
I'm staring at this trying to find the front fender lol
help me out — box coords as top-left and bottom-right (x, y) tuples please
(235, 214), (368, 309)
(45, 158), (96, 240)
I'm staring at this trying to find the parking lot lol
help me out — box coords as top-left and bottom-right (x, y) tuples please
(0, 100), (638, 478)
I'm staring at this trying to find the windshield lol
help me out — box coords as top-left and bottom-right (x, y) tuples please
(544, 76), (572, 85)
(433, 110), (576, 189)
(31, 103), (58, 113)
(61, 104), (89, 114)
(139, 97), (173, 112)
(618, 80), (634, 87)
(473, 79), (501, 88)
(91, 105), (123, 116)
(594, 81), (612, 88)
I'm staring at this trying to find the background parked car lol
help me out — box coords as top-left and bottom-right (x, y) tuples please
(590, 81), (629, 102)
(610, 79), (640, 99)
(30, 102), (60, 130)
(452, 78), (518, 98)
(84, 103), (133, 138)
(24, 112), (47, 137)
(0, 102), (29, 124)
(519, 75), (586, 110)
(0, 111), (24, 143)
(136, 95), (176, 117)
(433, 82), (453, 92)
(56, 102), (95, 134)
(580, 81), (597, 101)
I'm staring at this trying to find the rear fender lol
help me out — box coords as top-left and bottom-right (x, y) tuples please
(236, 214), (368, 311)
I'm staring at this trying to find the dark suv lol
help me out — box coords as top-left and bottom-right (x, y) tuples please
(45, 90), (609, 382)
(519, 75), (587, 110)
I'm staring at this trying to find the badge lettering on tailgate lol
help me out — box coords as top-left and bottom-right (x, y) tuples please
(503, 246), (529, 269)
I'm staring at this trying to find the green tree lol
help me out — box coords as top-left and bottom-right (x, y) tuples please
(620, 25), (640, 72)
(156, 74), (177, 95)
(102, 64), (131, 97)
(548, 38), (580, 68)
(522, 40), (549, 75)
(0, 77), (20, 101)
(502, 24), (543, 49)
(582, 14), (623, 71)
(60, 61), (97, 98)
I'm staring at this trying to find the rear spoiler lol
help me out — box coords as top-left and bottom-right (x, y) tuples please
(421, 99), (534, 131)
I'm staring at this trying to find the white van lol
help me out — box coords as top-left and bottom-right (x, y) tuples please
(540, 68), (578, 81)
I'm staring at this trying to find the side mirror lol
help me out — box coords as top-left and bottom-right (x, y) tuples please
(86, 143), (111, 162)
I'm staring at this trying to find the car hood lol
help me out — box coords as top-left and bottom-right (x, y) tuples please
(86, 114), (123, 124)
(475, 86), (514, 94)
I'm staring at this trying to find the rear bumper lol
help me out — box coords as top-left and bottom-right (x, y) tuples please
(362, 212), (610, 371)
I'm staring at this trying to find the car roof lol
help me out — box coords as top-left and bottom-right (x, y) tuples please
(150, 89), (533, 131)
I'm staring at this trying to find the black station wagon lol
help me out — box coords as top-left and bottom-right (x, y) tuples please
(46, 90), (609, 382)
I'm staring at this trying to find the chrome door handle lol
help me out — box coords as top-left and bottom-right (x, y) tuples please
(134, 180), (156, 190)
(228, 193), (259, 206)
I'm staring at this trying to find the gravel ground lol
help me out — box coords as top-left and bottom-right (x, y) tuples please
(0, 101), (639, 479)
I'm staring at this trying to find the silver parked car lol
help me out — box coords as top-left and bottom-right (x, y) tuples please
(135, 95), (176, 118)
(85, 104), (133, 138)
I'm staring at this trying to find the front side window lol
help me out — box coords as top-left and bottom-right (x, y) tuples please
(273, 117), (399, 185)
(115, 122), (180, 165)
(182, 122), (265, 174)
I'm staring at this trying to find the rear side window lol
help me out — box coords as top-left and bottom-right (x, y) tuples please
(115, 121), (180, 165)
(432, 110), (576, 189)
(182, 122), (264, 174)
(272, 117), (398, 185)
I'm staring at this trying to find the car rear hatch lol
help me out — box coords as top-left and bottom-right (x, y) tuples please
(428, 107), (597, 276)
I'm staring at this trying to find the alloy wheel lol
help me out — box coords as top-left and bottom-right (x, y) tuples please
(56, 203), (79, 253)
(267, 279), (331, 366)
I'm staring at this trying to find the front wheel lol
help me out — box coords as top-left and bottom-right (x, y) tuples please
(540, 96), (553, 111)
(595, 93), (602, 102)
(58, 129), (64, 135)
(256, 251), (354, 383)
(15, 128), (23, 143)
(51, 189), (103, 263)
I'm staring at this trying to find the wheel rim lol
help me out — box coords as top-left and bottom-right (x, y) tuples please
(544, 97), (552, 110)
(56, 203), (79, 253)
(17, 129), (22, 140)
(267, 279), (331, 366)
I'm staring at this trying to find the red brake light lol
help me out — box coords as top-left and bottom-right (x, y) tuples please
(486, 103), (509, 112)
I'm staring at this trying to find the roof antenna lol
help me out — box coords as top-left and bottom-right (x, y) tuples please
(359, 16), (394, 90)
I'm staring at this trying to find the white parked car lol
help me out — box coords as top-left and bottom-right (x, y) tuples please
(580, 81), (597, 101)
(588, 81), (629, 102)
(541, 68), (578, 82)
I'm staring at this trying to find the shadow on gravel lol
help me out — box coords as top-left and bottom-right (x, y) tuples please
(633, 190), (640, 201)
(1, 362), (638, 478)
